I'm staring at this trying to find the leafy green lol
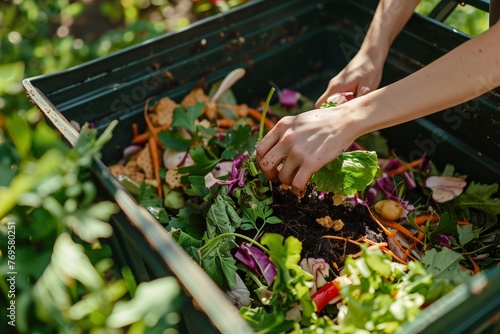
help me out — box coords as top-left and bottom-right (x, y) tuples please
(137, 182), (170, 224)
(106, 277), (182, 330)
(421, 248), (472, 286)
(196, 194), (243, 290)
(168, 201), (207, 240)
(202, 249), (238, 291)
(457, 224), (480, 246)
(429, 212), (456, 239)
(334, 246), (433, 334)
(171, 103), (204, 135)
(311, 151), (380, 196)
(206, 194), (241, 238)
(241, 234), (315, 332)
(178, 145), (221, 181)
(158, 129), (192, 152)
(455, 181), (500, 217)
(240, 201), (282, 237)
(221, 124), (257, 160)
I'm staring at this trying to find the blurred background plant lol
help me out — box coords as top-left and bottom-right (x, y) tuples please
(0, 111), (183, 333)
(0, 0), (251, 116)
(415, 0), (490, 36)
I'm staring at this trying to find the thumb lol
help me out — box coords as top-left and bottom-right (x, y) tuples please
(315, 90), (332, 108)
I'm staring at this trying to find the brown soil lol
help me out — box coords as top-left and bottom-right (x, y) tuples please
(263, 183), (386, 275)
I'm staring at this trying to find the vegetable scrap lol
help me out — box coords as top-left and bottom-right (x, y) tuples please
(107, 74), (500, 333)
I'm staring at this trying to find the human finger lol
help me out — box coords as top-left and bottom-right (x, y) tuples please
(290, 164), (314, 198)
(276, 157), (299, 186)
(258, 148), (287, 183)
(356, 85), (371, 97)
(255, 126), (280, 165)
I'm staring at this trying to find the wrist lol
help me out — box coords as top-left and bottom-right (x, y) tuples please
(359, 34), (390, 69)
(343, 91), (384, 138)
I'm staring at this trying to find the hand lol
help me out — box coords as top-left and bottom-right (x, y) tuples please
(315, 50), (384, 107)
(256, 105), (358, 197)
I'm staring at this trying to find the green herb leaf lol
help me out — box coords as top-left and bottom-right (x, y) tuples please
(178, 145), (220, 180)
(429, 212), (457, 239)
(206, 194), (241, 238)
(171, 103), (204, 134)
(158, 130), (192, 151)
(455, 181), (500, 217)
(221, 124), (257, 160)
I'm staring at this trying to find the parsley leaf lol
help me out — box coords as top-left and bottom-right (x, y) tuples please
(171, 103), (204, 134)
(221, 124), (257, 160)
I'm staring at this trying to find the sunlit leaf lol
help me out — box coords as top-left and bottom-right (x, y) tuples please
(106, 277), (182, 329)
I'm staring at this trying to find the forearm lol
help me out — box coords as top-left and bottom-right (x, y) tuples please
(361, 0), (421, 66)
(353, 21), (500, 135)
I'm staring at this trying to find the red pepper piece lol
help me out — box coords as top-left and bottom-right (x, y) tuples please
(311, 281), (341, 312)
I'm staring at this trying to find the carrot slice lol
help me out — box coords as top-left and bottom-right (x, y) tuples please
(216, 119), (236, 128)
(386, 158), (423, 177)
(413, 214), (440, 225)
(468, 256), (480, 275)
(381, 220), (424, 246)
(247, 108), (275, 130)
(131, 122), (172, 145)
(132, 123), (139, 137)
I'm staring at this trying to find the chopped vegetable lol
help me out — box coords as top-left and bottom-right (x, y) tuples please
(425, 176), (467, 203)
(310, 280), (340, 313)
(374, 199), (404, 221)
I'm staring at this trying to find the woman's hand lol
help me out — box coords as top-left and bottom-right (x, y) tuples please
(315, 49), (384, 107)
(256, 105), (359, 197)
(315, 0), (421, 107)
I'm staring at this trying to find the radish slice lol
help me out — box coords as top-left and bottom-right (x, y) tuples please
(326, 92), (354, 105)
(163, 148), (188, 169)
(424, 176), (467, 203)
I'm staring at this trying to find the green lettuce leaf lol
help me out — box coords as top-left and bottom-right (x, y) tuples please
(421, 248), (472, 285)
(310, 151), (380, 196)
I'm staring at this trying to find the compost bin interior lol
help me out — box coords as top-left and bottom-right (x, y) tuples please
(23, 0), (500, 333)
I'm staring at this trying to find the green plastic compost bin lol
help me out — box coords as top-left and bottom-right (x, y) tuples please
(23, 0), (500, 333)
